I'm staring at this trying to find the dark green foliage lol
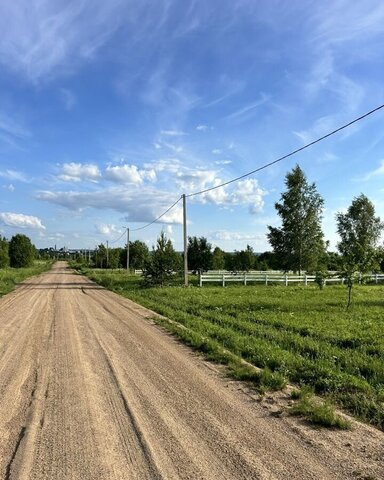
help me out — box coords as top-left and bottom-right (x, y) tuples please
(143, 232), (182, 286)
(120, 240), (149, 270)
(212, 246), (225, 270)
(326, 251), (343, 271)
(0, 236), (9, 268)
(257, 251), (279, 270)
(268, 165), (326, 273)
(108, 248), (122, 269)
(187, 236), (213, 273)
(232, 245), (255, 272)
(9, 234), (35, 268)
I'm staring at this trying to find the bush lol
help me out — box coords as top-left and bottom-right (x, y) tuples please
(9, 234), (35, 268)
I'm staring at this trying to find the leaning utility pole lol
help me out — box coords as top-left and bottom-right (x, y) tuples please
(183, 193), (188, 287)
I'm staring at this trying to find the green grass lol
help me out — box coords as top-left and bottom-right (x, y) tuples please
(0, 261), (53, 297)
(76, 266), (384, 430)
(289, 387), (351, 429)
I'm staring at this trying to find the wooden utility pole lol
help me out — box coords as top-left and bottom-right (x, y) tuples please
(126, 227), (130, 272)
(183, 194), (188, 287)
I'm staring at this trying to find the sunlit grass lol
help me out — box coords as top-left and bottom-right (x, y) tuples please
(77, 266), (384, 430)
(0, 261), (53, 297)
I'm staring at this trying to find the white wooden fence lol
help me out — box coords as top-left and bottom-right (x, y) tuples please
(198, 271), (384, 287)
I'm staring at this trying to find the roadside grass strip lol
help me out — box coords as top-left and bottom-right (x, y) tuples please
(0, 261), (53, 297)
(77, 267), (384, 430)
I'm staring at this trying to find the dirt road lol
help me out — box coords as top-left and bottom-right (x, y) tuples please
(0, 262), (383, 479)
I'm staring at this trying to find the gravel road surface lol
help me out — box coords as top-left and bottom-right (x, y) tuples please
(0, 262), (383, 479)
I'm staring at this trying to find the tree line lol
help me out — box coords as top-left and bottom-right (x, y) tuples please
(0, 234), (36, 268)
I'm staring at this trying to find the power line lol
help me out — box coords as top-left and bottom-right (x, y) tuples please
(108, 103), (384, 238)
(186, 103), (384, 198)
(109, 230), (126, 244)
(131, 196), (182, 232)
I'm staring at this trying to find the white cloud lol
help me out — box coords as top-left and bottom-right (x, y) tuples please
(160, 129), (187, 136)
(201, 178), (265, 213)
(175, 169), (217, 192)
(2, 184), (15, 192)
(0, 114), (30, 141)
(225, 93), (271, 121)
(209, 230), (264, 242)
(0, 0), (130, 82)
(0, 212), (45, 230)
(105, 164), (156, 184)
(0, 169), (29, 182)
(58, 162), (101, 182)
(196, 124), (212, 132)
(36, 186), (183, 224)
(212, 149), (222, 155)
(95, 224), (121, 235)
(215, 160), (232, 165)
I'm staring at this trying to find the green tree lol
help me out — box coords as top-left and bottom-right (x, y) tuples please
(0, 236), (9, 268)
(212, 246), (225, 270)
(108, 248), (122, 269)
(143, 232), (181, 286)
(267, 165), (325, 273)
(232, 245), (255, 271)
(120, 240), (150, 270)
(187, 236), (213, 273)
(257, 251), (279, 270)
(94, 244), (108, 268)
(9, 234), (35, 268)
(336, 194), (384, 307)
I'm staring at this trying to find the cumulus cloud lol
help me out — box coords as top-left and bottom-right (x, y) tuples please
(2, 184), (15, 192)
(105, 164), (156, 184)
(95, 224), (121, 235)
(58, 162), (101, 182)
(0, 212), (45, 230)
(36, 186), (183, 224)
(201, 178), (265, 213)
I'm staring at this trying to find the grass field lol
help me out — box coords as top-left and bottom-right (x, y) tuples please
(77, 266), (384, 430)
(0, 261), (53, 297)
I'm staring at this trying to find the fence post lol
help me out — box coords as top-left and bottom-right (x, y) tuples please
(265, 273), (268, 285)
(375, 274), (378, 285)
(244, 273), (247, 286)
(222, 274), (225, 287)
(199, 272), (202, 287)
(285, 274), (288, 286)
(304, 274), (307, 286)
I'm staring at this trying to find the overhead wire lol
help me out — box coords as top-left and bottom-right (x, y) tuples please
(108, 103), (384, 238)
(108, 230), (127, 244)
(186, 103), (384, 198)
(130, 196), (183, 232)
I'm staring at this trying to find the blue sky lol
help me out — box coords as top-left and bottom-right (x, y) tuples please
(1, 0), (384, 252)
